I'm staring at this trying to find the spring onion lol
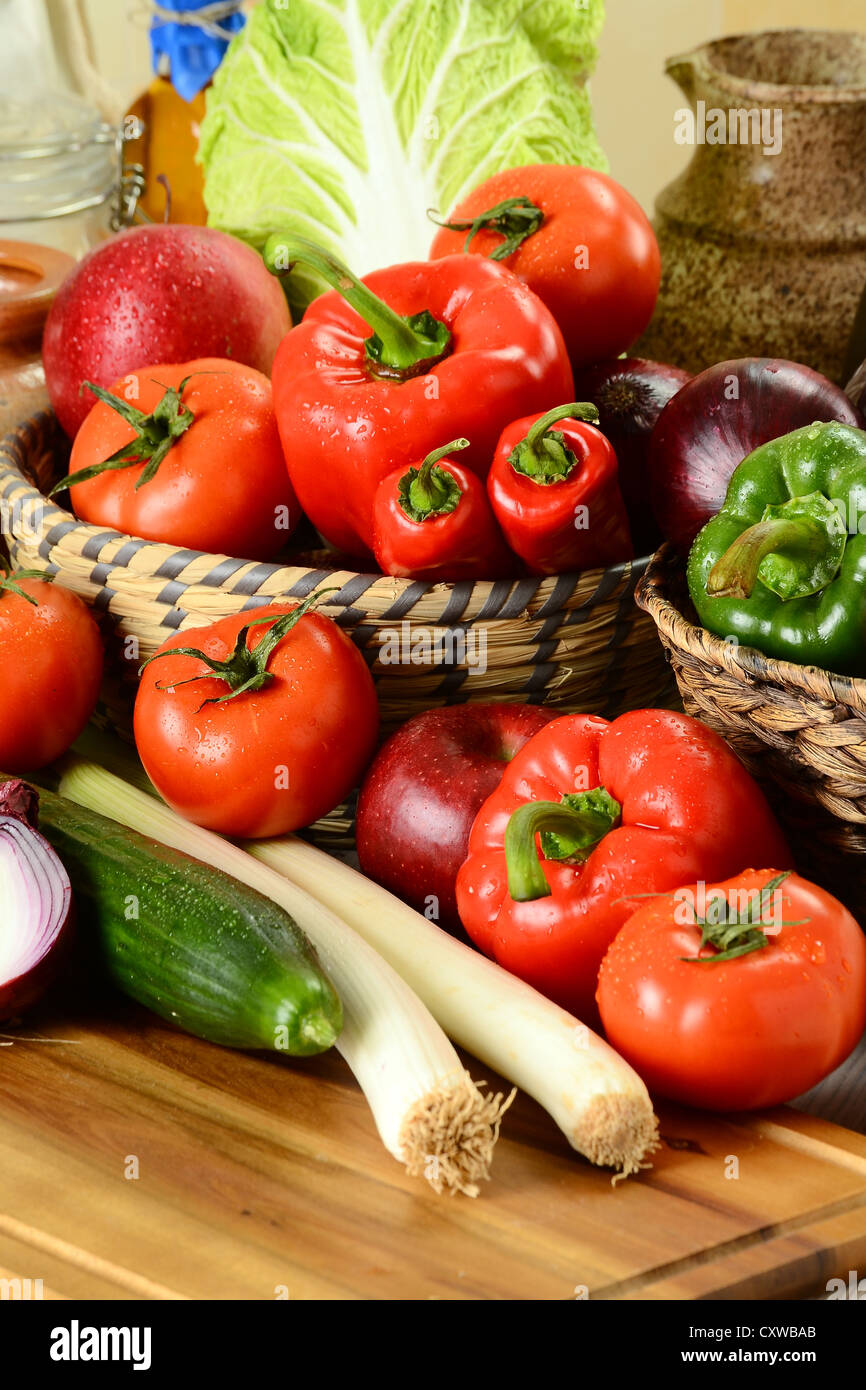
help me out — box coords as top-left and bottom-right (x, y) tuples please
(250, 836), (659, 1177)
(52, 757), (511, 1197)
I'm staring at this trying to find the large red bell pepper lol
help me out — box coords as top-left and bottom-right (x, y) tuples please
(263, 236), (573, 556)
(372, 439), (514, 581)
(487, 403), (633, 575)
(456, 710), (792, 1021)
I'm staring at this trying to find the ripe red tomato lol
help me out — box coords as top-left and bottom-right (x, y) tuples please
(596, 870), (866, 1111)
(429, 164), (660, 369)
(65, 359), (300, 560)
(134, 600), (378, 837)
(0, 576), (103, 771)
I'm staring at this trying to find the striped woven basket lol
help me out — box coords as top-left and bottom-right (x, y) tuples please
(1, 411), (674, 745)
(636, 543), (866, 920)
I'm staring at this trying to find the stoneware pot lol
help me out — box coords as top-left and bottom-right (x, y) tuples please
(637, 29), (866, 384)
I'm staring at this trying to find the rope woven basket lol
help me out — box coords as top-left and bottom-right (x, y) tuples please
(636, 543), (866, 918)
(0, 411), (674, 744)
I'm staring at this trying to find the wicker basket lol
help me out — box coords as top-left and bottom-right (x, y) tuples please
(0, 411), (674, 742)
(636, 543), (866, 918)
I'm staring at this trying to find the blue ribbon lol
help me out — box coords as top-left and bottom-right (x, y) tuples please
(150, 0), (246, 103)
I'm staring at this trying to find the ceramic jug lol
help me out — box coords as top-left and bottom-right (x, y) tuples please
(637, 29), (866, 384)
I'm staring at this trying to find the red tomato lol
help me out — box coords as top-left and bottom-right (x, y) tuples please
(429, 164), (660, 369)
(0, 577), (103, 771)
(66, 359), (300, 560)
(134, 601), (378, 837)
(596, 870), (866, 1111)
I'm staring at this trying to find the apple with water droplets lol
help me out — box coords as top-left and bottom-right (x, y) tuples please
(43, 224), (292, 436)
(356, 703), (554, 934)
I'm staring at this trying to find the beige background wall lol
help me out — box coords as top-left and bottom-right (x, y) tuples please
(29, 0), (866, 214)
(594, 0), (864, 209)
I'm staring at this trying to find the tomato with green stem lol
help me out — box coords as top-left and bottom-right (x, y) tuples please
(55, 359), (300, 560)
(596, 869), (866, 1110)
(0, 562), (104, 772)
(133, 592), (378, 838)
(429, 164), (660, 370)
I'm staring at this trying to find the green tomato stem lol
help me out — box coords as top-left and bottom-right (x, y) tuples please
(50, 377), (198, 496)
(428, 195), (545, 261)
(0, 558), (52, 606)
(139, 587), (339, 710)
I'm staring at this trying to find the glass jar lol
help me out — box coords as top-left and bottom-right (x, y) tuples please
(0, 239), (76, 436)
(0, 88), (142, 260)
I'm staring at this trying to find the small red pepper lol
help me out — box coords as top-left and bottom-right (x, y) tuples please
(487, 403), (633, 575)
(456, 710), (792, 1021)
(372, 439), (514, 581)
(263, 235), (573, 556)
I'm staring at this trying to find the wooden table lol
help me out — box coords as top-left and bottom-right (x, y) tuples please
(2, 994), (865, 1301)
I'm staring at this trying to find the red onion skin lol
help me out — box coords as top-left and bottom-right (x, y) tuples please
(649, 358), (866, 554)
(0, 913), (74, 1020)
(572, 358), (691, 555)
(0, 780), (73, 1020)
(0, 780), (39, 827)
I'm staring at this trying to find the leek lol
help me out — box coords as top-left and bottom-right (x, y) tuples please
(251, 836), (659, 1177)
(53, 757), (511, 1197)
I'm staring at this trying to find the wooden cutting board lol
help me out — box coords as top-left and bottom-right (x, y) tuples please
(1, 995), (865, 1301)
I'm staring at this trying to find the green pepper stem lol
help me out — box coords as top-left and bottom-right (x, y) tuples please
(407, 439), (469, 517)
(508, 403), (600, 485)
(524, 403), (600, 451)
(262, 233), (451, 376)
(505, 799), (615, 902)
(707, 516), (829, 599)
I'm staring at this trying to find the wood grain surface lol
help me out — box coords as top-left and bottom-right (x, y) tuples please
(1, 993), (865, 1302)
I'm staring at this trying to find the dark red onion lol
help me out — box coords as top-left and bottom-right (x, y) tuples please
(649, 358), (865, 554)
(571, 358), (691, 555)
(0, 780), (72, 1019)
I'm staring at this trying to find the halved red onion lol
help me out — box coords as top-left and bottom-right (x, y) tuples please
(0, 785), (72, 1019)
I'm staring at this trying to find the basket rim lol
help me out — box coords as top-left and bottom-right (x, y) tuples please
(0, 407), (652, 613)
(637, 541), (866, 712)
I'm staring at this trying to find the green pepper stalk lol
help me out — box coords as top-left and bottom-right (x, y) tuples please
(707, 492), (847, 601)
(504, 788), (622, 902)
(687, 422), (866, 675)
(507, 402), (601, 485)
(263, 234), (452, 380)
(398, 439), (469, 522)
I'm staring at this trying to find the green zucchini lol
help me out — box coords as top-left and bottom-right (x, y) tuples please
(31, 784), (342, 1055)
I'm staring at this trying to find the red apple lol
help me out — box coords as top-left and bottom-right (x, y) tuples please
(356, 704), (554, 933)
(43, 224), (292, 436)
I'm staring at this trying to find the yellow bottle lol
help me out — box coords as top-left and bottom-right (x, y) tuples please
(125, 77), (207, 225)
(123, 2), (245, 225)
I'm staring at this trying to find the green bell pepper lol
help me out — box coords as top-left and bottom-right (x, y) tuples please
(687, 421), (866, 675)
